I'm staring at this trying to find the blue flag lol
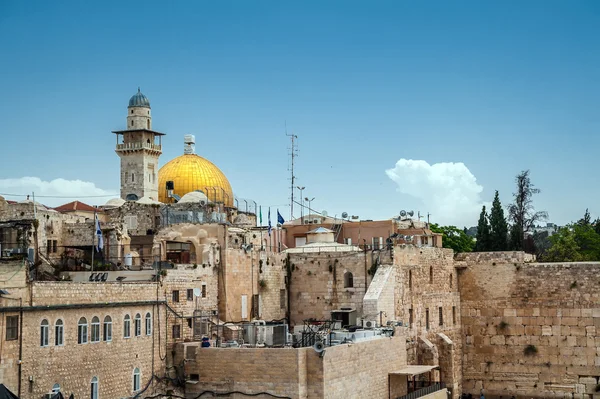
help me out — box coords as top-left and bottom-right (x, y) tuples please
(95, 213), (103, 251)
(277, 210), (285, 225)
(268, 207), (272, 236)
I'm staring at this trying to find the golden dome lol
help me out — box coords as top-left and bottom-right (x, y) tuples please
(158, 154), (234, 206)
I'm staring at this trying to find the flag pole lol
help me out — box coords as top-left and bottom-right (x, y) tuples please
(91, 209), (95, 272)
(259, 206), (263, 251)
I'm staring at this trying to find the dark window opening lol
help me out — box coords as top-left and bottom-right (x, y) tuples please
(280, 289), (286, 310)
(201, 285), (206, 298)
(6, 315), (18, 340)
(452, 306), (456, 325)
(172, 290), (179, 302)
(429, 266), (433, 284)
(408, 270), (412, 290)
(409, 308), (413, 327)
(172, 324), (181, 339)
(425, 309), (430, 330)
(187, 289), (193, 301)
(187, 318), (192, 328)
(450, 273), (453, 289)
(344, 271), (353, 288)
(189, 374), (199, 382)
(439, 307), (443, 326)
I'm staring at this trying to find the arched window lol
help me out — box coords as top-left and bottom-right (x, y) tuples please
(40, 319), (49, 347)
(55, 319), (64, 346)
(51, 383), (60, 394)
(146, 138), (150, 144)
(133, 368), (141, 392)
(134, 313), (141, 337)
(124, 315), (131, 338)
(131, 120), (134, 126)
(91, 316), (100, 343)
(344, 271), (353, 288)
(145, 312), (152, 336)
(78, 317), (88, 344)
(131, 173), (135, 182)
(147, 119), (150, 129)
(90, 376), (98, 399)
(103, 316), (112, 342)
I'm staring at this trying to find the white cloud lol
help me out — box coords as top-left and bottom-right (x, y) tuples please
(385, 159), (487, 227)
(0, 177), (118, 207)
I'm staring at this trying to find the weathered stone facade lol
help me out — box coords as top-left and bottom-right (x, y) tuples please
(459, 253), (600, 398)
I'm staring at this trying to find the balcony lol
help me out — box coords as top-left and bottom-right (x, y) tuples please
(115, 142), (162, 153)
(396, 382), (447, 399)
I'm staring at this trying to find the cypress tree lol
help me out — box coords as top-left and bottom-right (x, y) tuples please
(475, 205), (491, 251)
(489, 191), (509, 251)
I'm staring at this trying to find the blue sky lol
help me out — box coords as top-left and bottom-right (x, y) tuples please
(0, 0), (598, 227)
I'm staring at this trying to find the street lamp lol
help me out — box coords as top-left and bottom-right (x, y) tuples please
(304, 197), (315, 219)
(296, 186), (305, 223)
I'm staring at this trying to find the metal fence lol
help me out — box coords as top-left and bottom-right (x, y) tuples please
(396, 382), (446, 399)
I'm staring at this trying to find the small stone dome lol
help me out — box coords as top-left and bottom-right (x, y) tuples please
(104, 198), (126, 208)
(178, 191), (209, 204)
(129, 88), (150, 108)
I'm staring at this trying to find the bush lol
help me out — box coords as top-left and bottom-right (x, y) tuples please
(524, 344), (538, 356)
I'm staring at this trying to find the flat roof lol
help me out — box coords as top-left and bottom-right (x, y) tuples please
(389, 365), (439, 376)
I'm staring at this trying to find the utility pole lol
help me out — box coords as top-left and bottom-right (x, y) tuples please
(286, 126), (298, 221)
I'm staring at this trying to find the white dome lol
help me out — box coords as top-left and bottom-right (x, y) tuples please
(178, 191), (209, 204)
(136, 196), (162, 205)
(104, 198), (126, 208)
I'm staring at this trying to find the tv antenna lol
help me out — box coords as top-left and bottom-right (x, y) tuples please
(286, 124), (298, 221)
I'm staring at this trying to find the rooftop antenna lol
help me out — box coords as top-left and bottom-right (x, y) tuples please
(427, 212), (431, 224)
(418, 211), (423, 221)
(407, 210), (414, 218)
(286, 124), (298, 220)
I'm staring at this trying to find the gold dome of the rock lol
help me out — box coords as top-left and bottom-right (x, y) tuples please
(158, 154), (233, 206)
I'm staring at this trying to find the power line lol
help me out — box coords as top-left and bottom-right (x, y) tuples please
(0, 193), (116, 198)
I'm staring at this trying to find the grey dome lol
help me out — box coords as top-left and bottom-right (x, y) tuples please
(128, 88), (150, 107)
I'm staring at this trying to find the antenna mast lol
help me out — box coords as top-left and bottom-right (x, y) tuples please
(286, 126), (298, 220)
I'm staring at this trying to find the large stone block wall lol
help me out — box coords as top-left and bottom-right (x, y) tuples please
(288, 250), (373, 326)
(182, 335), (406, 399)
(459, 261), (600, 398)
(393, 246), (463, 397)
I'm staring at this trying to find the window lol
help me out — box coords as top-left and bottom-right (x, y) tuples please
(201, 284), (206, 298)
(78, 317), (88, 344)
(452, 306), (456, 325)
(252, 294), (260, 319)
(147, 119), (150, 129)
(172, 290), (179, 302)
(145, 313), (152, 335)
(187, 318), (192, 329)
(280, 289), (286, 310)
(6, 315), (18, 340)
(47, 239), (52, 255)
(133, 368), (141, 392)
(408, 270), (412, 290)
(40, 319), (49, 347)
(409, 308), (413, 327)
(103, 316), (112, 342)
(131, 173), (134, 182)
(450, 273), (453, 289)
(425, 309), (430, 330)
(124, 314), (131, 338)
(345, 238), (352, 245)
(429, 266), (433, 284)
(187, 289), (194, 301)
(172, 324), (181, 339)
(134, 313), (141, 337)
(91, 316), (100, 342)
(344, 271), (353, 288)
(55, 319), (64, 346)
(439, 307), (443, 326)
(53, 240), (57, 253)
(90, 377), (98, 399)
(131, 120), (134, 126)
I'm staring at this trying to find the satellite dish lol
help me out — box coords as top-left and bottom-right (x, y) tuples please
(193, 288), (201, 297)
(407, 210), (414, 217)
(322, 211), (328, 217)
(313, 341), (325, 353)
(400, 210), (407, 217)
(341, 212), (348, 219)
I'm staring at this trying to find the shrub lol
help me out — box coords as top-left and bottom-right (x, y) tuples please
(524, 345), (538, 356)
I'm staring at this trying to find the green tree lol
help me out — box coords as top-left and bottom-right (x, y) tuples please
(578, 208), (591, 226)
(489, 191), (509, 251)
(532, 230), (551, 260)
(544, 227), (582, 262)
(475, 206), (491, 251)
(594, 218), (600, 236)
(507, 170), (548, 251)
(430, 224), (475, 253)
(572, 223), (600, 261)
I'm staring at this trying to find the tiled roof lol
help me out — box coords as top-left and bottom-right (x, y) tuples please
(54, 201), (99, 213)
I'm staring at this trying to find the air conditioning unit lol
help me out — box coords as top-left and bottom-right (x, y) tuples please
(364, 320), (378, 328)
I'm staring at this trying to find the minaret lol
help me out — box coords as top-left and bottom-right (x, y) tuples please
(112, 88), (164, 201)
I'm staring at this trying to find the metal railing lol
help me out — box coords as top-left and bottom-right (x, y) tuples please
(115, 142), (162, 152)
(397, 382), (446, 399)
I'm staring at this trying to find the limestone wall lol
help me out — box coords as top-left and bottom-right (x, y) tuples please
(182, 335), (406, 399)
(459, 261), (600, 398)
(287, 250), (373, 326)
